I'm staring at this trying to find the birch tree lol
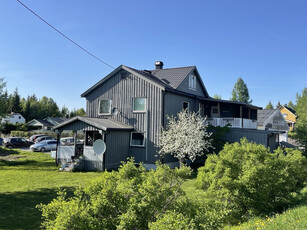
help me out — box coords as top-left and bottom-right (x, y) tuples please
(159, 110), (212, 167)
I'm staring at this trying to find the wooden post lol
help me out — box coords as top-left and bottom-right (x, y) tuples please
(248, 108), (251, 119)
(218, 103), (221, 118)
(240, 106), (243, 128)
(73, 130), (77, 157)
(55, 132), (61, 167)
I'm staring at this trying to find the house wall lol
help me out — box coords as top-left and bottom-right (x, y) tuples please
(223, 128), (279, 151)
(85, 70), (163, 164)
(279, 107), (296, 123)
(105, 130), (130, 170)
(163, 92), (197, 126)
(2, 114), (25, 124)
(176, 70), (207, 97)
(279, 107), (296, 131)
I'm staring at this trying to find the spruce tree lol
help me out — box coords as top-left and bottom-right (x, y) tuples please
(230, 77), (252, 104)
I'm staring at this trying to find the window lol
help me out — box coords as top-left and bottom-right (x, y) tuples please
(189, 74), (196, 90)
(19, 116), (21, 119)
(283, 113), (287, 118)
(182, 101), (189, 111)
(130, 132), (145, 147)
(85, 131), (102, 146)
(133, 97), (146, 112)
(98, 99), (112, 115)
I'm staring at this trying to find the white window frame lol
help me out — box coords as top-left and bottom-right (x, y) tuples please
(130, 132), (145, 147)
(182, 101), (190, 111)
(189, 74), (196, 90)
(133, 97), (147, 113)
(98, 99), (112, 115)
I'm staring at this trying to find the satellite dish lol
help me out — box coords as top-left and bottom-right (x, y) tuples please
(93, 139), (106, 155)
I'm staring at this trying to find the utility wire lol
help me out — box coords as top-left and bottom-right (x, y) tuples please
(16, 0), (115, 69)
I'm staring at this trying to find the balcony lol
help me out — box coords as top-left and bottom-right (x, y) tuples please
(204, 117), (257, 129)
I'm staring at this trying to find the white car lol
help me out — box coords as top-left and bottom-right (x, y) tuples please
(30, 140), (58, 152)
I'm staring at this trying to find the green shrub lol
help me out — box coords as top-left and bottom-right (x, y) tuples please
(149, 211), (196, 230)
(37, 159), (193, 229)
(196, 138), (307, 225)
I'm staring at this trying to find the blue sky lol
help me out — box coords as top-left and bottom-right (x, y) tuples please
(0, 0), (306, 110)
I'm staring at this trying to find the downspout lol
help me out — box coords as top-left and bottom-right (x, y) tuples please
(161, 91), (168, 164)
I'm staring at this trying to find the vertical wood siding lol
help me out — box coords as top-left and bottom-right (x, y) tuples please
(86, 70), (163, 164)
(163, 92), (197, 126)
(105, 130), (130, 169)
(176, 70), (207, 97)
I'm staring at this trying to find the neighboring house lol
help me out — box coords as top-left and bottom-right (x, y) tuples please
(27, 117), (67, 131)
(279, 106), (296, 131)
(1, 113), (26, 125)
(257, 109), (289, 142)
(54, 62), (267, 170)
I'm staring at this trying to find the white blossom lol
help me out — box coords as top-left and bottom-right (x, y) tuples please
(158, 110), (212, 165)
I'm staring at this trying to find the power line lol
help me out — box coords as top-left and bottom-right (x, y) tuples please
(16, 0), (115, 69)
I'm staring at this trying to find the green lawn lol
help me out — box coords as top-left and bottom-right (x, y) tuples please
(0, 147), (102, 230)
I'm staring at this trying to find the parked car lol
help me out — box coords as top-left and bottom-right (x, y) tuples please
(30, 134), (46, 142)
(60, 137), (82, 146)
(30, 140), (57, 152)
(35, 136), (56, 143)
(2, 137), (34, 148)
(0, 138), (3, 146)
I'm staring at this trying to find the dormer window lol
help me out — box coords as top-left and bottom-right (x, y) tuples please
(189, 74), (196, 90)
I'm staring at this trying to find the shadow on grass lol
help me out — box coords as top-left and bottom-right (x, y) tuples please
(0, 147), (20, 156)
(0, 187), (76, 230)
(0, 159), (36, 167)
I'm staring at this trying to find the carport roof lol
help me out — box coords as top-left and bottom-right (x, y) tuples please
(54, 116), (134, 132)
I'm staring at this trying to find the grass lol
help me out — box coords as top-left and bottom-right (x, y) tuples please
(0, 147), (102, 230)
(228, 205), (307, 230)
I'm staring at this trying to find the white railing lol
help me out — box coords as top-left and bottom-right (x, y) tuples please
(204, 118), (257, 129)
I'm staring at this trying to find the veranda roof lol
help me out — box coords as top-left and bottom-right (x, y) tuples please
(54, 116), (134, 133)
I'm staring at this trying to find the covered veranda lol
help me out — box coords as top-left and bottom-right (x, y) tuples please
(54, 116), (133, 171)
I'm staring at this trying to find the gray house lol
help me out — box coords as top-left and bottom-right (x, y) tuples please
(55, 62), (261, 170)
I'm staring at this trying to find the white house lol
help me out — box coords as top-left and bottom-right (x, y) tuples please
(1, 113), (26, 125)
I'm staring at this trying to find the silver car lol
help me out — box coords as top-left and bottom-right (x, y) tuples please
(30, 140), (58, 152)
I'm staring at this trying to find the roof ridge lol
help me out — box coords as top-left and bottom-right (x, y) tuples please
(149, 65), (195, 71)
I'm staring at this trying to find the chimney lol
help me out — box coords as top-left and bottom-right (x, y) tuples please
(155, 61), (164, 69)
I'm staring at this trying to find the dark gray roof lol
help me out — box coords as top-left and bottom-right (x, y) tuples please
(45, 117), (68, 125)
(200, 97), (262, 109)
(257, 109), (277, 126)
(124, 66), (171, 88)
(284, 106), (296, 115)
(27, 119), (53, 127)
(54, 116), (134, 131)
(149, 66), (195, 89)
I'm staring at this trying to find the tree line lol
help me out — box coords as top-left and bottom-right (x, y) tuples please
(0, 78), (85, 122)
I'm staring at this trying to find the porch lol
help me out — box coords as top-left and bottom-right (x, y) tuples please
(204, 117), (257, 129)
(199, 98), (260, 129)
(53, 116), (133, 171)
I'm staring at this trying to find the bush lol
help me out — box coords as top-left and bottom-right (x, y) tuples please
(37, 159), (193, 229)
(196, 138), (307, 225)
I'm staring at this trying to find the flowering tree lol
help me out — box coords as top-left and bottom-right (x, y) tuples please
(159, 110), (212, 167)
